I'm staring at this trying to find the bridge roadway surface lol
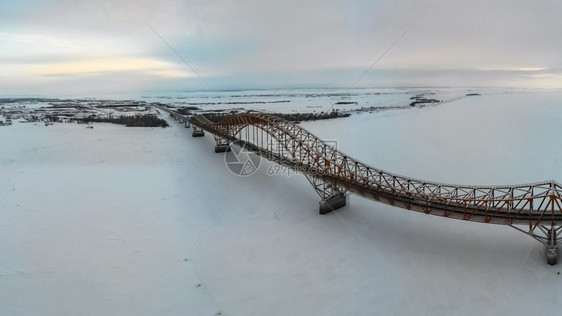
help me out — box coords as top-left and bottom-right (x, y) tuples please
(162, 108), (562, 265)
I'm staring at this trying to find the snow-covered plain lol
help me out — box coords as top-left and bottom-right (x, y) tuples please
(1, 90), (562, 315)
(140, 87), (478, 114)
(0, 87), (468, 114)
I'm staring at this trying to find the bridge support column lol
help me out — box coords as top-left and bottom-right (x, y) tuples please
(547, 246), (557, 266)
(192, 125), (204, 137)
(547, 228), (558, 266)
(185, 121), (191, 128)
(304, 174), (347, 214)
(319, 192), (347, 214)
(214, 136), (231, 153)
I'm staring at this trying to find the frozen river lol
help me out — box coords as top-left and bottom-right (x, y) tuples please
(1, 89), (561, 315)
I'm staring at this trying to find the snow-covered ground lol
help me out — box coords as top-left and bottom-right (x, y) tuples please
(139, 87), (482, 114)
(2, 87), (484, 116)
(1, 90), (562, 315)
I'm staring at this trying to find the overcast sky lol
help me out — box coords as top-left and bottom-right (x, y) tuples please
(1, 0), (561, 96)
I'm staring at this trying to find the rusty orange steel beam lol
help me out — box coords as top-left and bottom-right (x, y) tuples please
(188, 112), (562, 227)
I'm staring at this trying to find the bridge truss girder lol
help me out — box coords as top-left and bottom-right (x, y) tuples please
(185, 111), (562, 265)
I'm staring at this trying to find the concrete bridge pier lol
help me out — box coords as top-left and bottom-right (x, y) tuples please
(304, 175), (347, 214)
(213, 136), (231, 153)
(185, 121), (191, 128)
(547, 246), (557, 266)
(214, 144), (230, 153)
(319, 192), (347, 214)
(546, 228), (558, 266)
(192, 125), (205, 137)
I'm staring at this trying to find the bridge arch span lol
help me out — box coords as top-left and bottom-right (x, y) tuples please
(187, 111), (562, 265)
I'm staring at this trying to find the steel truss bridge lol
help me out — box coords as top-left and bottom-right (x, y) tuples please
(166, 110), (562, 265)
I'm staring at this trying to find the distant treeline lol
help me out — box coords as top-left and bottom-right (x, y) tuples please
(177, 100), (291, 106)
(203, 110), (350, 123)
(176, 107), (199, 115)
(0, 97), (62, 104)
(76, 114), (169, 127)
(271, 111), (350, 122)
(409, 96), (441, 107)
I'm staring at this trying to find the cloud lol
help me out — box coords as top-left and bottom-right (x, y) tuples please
(1, 0), (562, 94)
(30, 57), (193, 77)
